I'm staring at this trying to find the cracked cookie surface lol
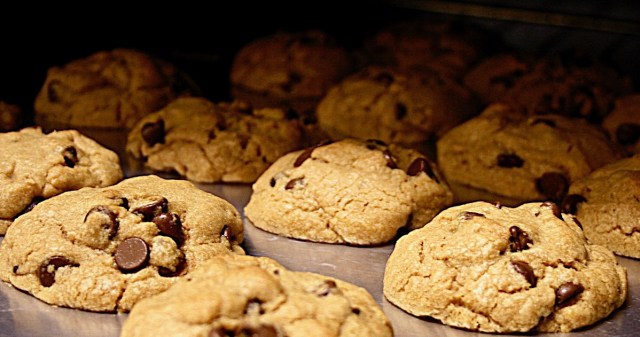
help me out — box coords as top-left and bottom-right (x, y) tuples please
(0, 127), (122, 234)
(0, 175), (244, 312)
(565, 154), (640, 258)
(244, 139), (453, 245)
(383, 201), (627, 333)
(126, 97), (304, 183)
(121, 254), (392, 337)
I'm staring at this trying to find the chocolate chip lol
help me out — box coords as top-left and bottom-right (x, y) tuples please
(84, 206), (119, 239)
(12, 266), (18, 274)
(62, 146), (78, 168)
(511, 260), (537, 287)
(141, 119), (165, 146)
(395, 103), (408, 120)
(407, 158), (437, 182)
(132, 197), (168, 221)
(317, 280), (338, 296)
(509, 226), (533, 252)
(285, 177), (304, 190)
(540, 201), (562, 220)
(120, 197), (129, 210)
(153, 212), (184, 246)
(352, 307), (361, 315)
(531, 118), (557, 127)
(269, 178), (276, 187)
(37, 256), (78, 287)
(560, 194), (586, 215)
(248, 325), (278, 337)
(14, 197), (45, 220)
(294, 147), (315, 167)
(382, 149), (397, 169)
(47, 80), (64, 103)
(221, 225), (234, 241)
(556, 282), (584, 308)
(616, 123), (640, 146)
(536, 172), (569, 202)
(281, 72), (302, 92)
(208, 328), (229, 337)
(159, 257), (186, 277)
(115, 237), (149, 272)
(497, 153), (524, 168)
(461, 211), (485, 220)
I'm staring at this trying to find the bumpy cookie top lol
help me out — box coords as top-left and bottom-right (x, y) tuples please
(384, 201), (627, 333)
(0, 127), (122, 234)
(316, 66), (478, 145)
(126, 97), (304, 183)
(565, 154), (640, 258)
(437, 103), (625, 205)
(121, 254), (393, 337)
(0, 175), (244, 312)
(34, 48), (196, 128)
(245, 139), (453, 245)
(602, 94), (640, 154)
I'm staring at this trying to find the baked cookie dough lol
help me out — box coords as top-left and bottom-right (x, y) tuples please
(121, 253), (393, 337)
(245, 139), (453, 245)
(126, 97), (304, 183)
(0, 101), (21, 131)
(0, 175), (244, 312)
(436, 103), (625, 206)
(384, 201), (627, 333)
(563, 154), (640, 258)
(34, 48), (197, 129)
(0, 127), (122, 234)
(602, 94), (640, 154)
(316, 66), (478, 145)
(230, 30), (353, 118)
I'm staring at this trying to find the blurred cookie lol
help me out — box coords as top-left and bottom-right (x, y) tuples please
(384, 201), (627, 333)
(436, 103), (625, 206)
(602, 94), (640, 154)
(0, 101), (21, 131)
(0, 175), (244, 312)
(564, 155), (640, 258)
(245, 139), (453, 245)
(126, 97), (304, 183)
(121, 254), (393, 337)
(34, 48), (197, 129)
(0, 127), (122, 234)
(463, 53), (532, 104)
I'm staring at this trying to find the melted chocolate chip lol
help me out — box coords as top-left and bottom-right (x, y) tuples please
(37, 256), (78, 287)
(62, 146), (78, 168)
(382, 149), (397, 169)
(536, 172), (569, 202)
(352, 307), (361, 315)
(115, 237), (149, 272)
(14, 197), (45, 220)
(159, 257), (186, 277)
(616, 123), (640, 146)
(511, 260), (537, 287)
(132, 197), (168, 221)
(317, 280), (337, 296)
(47, 80), (64, 103)
(120, 197), (129, 210)
(395, 103), (408, 120)
(153, 212), (184, 246)
(285, 177), (304, 190)
(84, 206), (119, 239)
(540, 201), (562, 220)
(556, 282), (584, 308)
(141, 119), (165, 146)
(509, 226), (533, 252)
(407, 158), (437, 182)
(497, 153), (524, 168)
(12, 266), (18, 273)
(461, 211), (485, 220)
(294, 147), (315, 167)
(221, 225), (234, 241)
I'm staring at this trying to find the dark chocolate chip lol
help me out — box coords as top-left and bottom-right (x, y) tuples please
(141, 119), (165, 146)
(509, 226), (533, 252)
(531, 118), (557, 127)
(461, 211), (485, 220)
(269, 178), (276, 187)
(281, 72), (302, 92)
(159, 257), (186, 277)
(616, 123), (640, 146)
(37, 256), (78, 287)
(536, 172), (569, 202)
(382, 149), (397, 169)
(540, 201), (562, 220)
(294, 147), (315, 167)
(115, 237), (149, 273)
(12, 266), (18, 274)
(285, 177), (304, 190)
(395, 103), (408, 120)
(132, 197), (168, 221)
(407, 158), (437, 182)
(244, 325), (278, 337)
(556, 282), (584, 308)
(47, 80), (64, 103)
(511, 260), (537, 287)
(14, 197), (45, 220)
(120, 197), (129, 210)
(560, 194), (586, 215)
(317, 280), (338, 296)
(221, 225), (234, 241)
(84, 206), (119, 239)
(497, 153), (524, 168)
(153, 212), (184, 246)
(352, 307), (361, 315)
(62, 146), (78, 168)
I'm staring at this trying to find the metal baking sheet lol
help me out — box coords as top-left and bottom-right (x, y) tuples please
(0, 132), (638, 337)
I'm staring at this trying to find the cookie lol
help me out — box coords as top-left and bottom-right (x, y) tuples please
(436, 103), (625, 206)
(0, 175), (244, 312)
(563, 154), (640, 258)
(121, 253), (392, 337)
(126, 97), (304, 183)
(230, 30), (353, 118)
(34, 48), (197, 129)
(0, 127), (123, 234)
(602, 94), (640, 154)
(0, 101), (21, 131)
(244, 139), (453, 245)
(316, 66), (478, 146)
(384, 201), (627, 333)
(462, 53), (532, 105)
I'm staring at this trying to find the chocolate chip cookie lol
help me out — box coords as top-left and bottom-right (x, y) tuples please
(244, 139), (453, 245)
(602, 94), (640, 154)
(384, 201), (627, 333)
(0, 175), (244, 312)
(316, 66), (478, 146)
(121, 253), (392, 337)
(563, 155), (640, 258)
(126, 97), (304, 183)
(436, 103), (625, 206)
(0, 127), (123, 234)
(34, 48), (197, 129)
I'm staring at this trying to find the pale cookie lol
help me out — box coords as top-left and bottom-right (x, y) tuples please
(126, 97), (304, 183)
(34, 48), (197, 129)
(121, 254), (393, 337)
(0, 175), (244, 312)
(436, 103), (625, 206)
(563, 155), (640, 258)
(245, 139), (453, 245)
(384, 201), (627, 333)
(602, 94), (640, 154)
(0, 127), (123, 234)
